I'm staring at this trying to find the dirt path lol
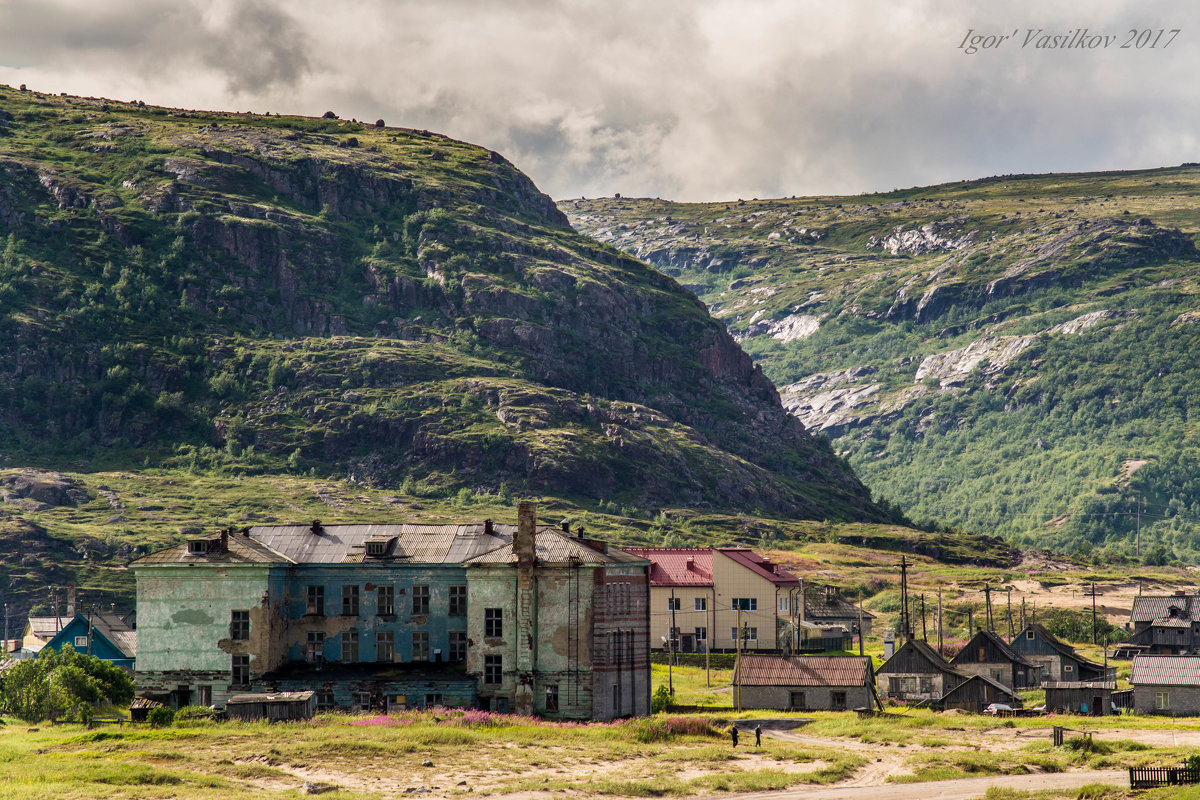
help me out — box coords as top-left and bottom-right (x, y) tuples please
(707, 769), (1127, 800)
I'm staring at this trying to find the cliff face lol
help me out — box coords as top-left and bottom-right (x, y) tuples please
(0, 87), (890, 522)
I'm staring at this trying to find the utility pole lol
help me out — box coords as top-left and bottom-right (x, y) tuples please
(899, 555), (911, 640)
(1136, 493), (1142, 559)
(1091, 582), (1098, 645)
(1006, 589), (1014, 638)
(937, 589), (943, 654)
(3, 601), (7, 656)
(858, 599), (865, 657)
(735, 605), (742, 712)
(968, 607), (974, 636)
(984, 584), (993, 633)
(668, 589), (676, 696)
(920, 593), (927, 641)
(1021, 597), (1026, 629)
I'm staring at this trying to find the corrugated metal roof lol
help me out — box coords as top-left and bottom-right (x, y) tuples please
(1044, 681), (1116, 690)
(227, 691), (314, 704)
(734, 654), (872, 687)
(879, 638), (963, 676)
(1131, 595), (1200, 623)
(953, 630), (1039, 668)
(250, 523), (513, 565)
(717, 548), (800, 586)
(1152, 617), (1191, 628)
(27, 613), (137, 658)
(1132, 655), (1200, 686)
(130, 533), (291, 565)
(623, 548), (713, 586)
(805, 589), (876, 621)
(466, 529), (648, 565)
(941, 673), (1020, 701)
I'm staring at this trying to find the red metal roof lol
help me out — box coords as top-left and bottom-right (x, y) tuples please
(622, 548), (713, 587)
(717, 548), (800, 586)
(735, 654), (872, 687)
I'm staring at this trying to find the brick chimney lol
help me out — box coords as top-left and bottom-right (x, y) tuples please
(516, 502), (536, 568)
(220, 528), (229, 552)
(514, 502), (537, 715)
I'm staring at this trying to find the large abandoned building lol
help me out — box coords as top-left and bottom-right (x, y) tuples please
(130, 503), (650, 719)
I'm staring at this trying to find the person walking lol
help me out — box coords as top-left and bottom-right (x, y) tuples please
(730, 725), (739, 748)
(754, 724), (762, 747)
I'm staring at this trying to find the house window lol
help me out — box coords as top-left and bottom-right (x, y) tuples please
(197, 685), (212, 706)
(888, 677), (901, 693)
(694, 597), (707, 611)
(315, 691), (334, 711)
(306, 585), (324, 616)
(449, 631), (467, 661)
(306, 631), (325, 663)
(790, 691), (806, 709)
(74, 635), (88, 648)
(545, 685), (559, 713)
(231, 654), (249, 687)
(978, 647), (987, 663)
(354, 692), (371, 711)
(1063, 664), (1074, 674)
(342, 585), (360, 616)
(732, 626), (758, 642)
(832, 691), (847, 710)
(485, 608), (503, 638)
(695, 627), (707, 641)
(484, 654), (502, 685)
(667, 597), (681, 611)
(377, 630), (394, 662)
(378, 585), (394, 616)
(425, 693), (443, 708)
(412, 585), (430, 616)
(230, 610), (250, 641)
(342, 629), (359, 662)
(413, 631), (429, 661)
(919, 677), (932, 693)
(1156, 691), (1170, 710)
(449, 585), (467, 616)
(1026, 630), (1035, 640)
(780, 596), (790, 612)
(187, 540), (209, 555)
(732, 598), (757, 611)
(365, 540), (388, 557)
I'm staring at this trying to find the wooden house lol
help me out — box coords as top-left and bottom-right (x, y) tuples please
(25, 612), (136, 670)
(805, 585), (875, 637)
(940, 674), (1021, 713)
(225, 691), (315, 722)
(1131, 654), (1200, 715)
(950, 630), (1041, 689)
(1044, 681), (1115, 715)
(1008, 624), (1113, 683)
(1128, 593), (1200, 655)
(734, 654), (875, 711)
(876, 639), (964, 704)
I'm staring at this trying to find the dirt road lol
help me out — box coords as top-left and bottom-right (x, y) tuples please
(710, 769), (1127, 800)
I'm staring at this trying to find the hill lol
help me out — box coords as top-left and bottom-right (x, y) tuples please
(0, 86), (906, 627)
(563, 167), (1200, 560)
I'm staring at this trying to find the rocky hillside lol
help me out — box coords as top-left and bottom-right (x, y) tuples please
(564, 167), (1200, 559)
(0, 86), (903, 527)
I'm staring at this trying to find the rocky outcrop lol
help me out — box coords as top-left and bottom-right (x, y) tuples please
(914, 336), (1036, 387)
(867, 220), (973, 255)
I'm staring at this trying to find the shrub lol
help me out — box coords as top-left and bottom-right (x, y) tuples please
(651, 684), (671, 714)
(147, 706), (175, 728)
(322, 111), (338, 119)
(175, 705), (217, 722)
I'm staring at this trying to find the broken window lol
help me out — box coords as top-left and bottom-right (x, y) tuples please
(315, 691), (334, 711)
(449, 585), (467, 616)
(412, 630), (429, 661)
(306, 585), (324, 616)
(790, 691), (805, 709)
(230, 610), (250, 641)
(412, 585), (430, 616)
(306, 631), (325, 663)
(187, 540), (209, 555)
(342, 629), (359, 662)
(197, 685), (212, 706)
(354, 692), (371, 711)
(832, 691), (847, 710)
(449, 631), (466, 661)
(545, 685), (559, 713)
(377, 585), (394, 616)
(485, 608), (503, 638)
(377, 630), (394, 662)
(484, 654), (502, 684)
(231, 654), (249, 687)
(425, 693), (443, 708)
(342, 584), (360, 616)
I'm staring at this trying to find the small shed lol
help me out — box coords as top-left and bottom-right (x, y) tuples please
(734, 654), (875, 711)
(940, 674), (1021, 713)
(1044, 681), (1115, 715)
(226, 691), (315, 722)
(129, 696), (165, 723)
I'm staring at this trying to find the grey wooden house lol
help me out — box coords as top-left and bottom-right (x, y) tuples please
(940, 673), (1021, 713)
(1131, 654), (1200, 715)
(1128, 593), (1200, 655)
(734, 654), (875, 711)
(876, 639), (964, 704)
(1044, 681), (1115, 715)
(1008, 624), (1113, 683)
(950, 630), (1041, 689)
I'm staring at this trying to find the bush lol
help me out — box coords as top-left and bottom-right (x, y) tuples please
(147, 706), (175, 728)
(175, 705), (217, 722)
(651, 684), (672, 714)
(0, 644), (133, 722)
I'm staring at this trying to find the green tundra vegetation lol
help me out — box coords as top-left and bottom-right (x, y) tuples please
(564, 167), (1200, 561)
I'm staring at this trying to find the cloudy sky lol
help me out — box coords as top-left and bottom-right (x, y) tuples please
(1, 0), (1196, 201)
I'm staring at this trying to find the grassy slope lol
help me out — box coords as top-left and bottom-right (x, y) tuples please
(563, 166), (1200, 559)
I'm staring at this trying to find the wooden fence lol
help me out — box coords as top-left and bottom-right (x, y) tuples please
(1129, 766), (1200, 789)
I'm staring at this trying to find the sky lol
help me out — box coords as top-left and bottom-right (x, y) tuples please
(1, 0), (1197, 202)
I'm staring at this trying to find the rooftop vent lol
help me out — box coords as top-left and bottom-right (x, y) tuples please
(310, 519), (323, 535)
(560, 519), (570, 533)
(365, 539), (394, 557)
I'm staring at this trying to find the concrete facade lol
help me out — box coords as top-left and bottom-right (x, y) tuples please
(740, 684), (872, 711)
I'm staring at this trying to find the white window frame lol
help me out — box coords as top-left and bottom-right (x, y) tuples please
(694, 597), (707, 611)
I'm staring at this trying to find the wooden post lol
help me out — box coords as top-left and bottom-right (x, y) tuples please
(937, 589), (943, 654)
(920, 594), (927, 641)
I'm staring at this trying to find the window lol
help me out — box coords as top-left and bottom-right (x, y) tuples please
(732, 626), (758, 642)
(342, 629), (359, 662)
(342, 584), (360, 616)
(484, 654), (502, 684)
(377, 585), (394, 616)
(731, 598), (757, 611)
(306, 631), (325, 663)
(230, 610), (250, 641)
(695, 627), (707, 641)
(779, 596), (790, 612)
(694, 597), (707, 611)
(449, 631), (467, 661)
(377, 630), (394, 662)
(231, 654), (249, 687)
(307, 585), (324, 616)
(991, 669), (1002, 682)
(315, 691), (335, 711)
(918, 677), (932, 693)
(197, 685), (212, 706)
(485, 608), (503, 638)
(365, 540), (388, 557)
(1156, 691), (1170, 710)
(354, 692), (371, 711)
(667, 597), (681, 611)
(74, 635), (88, 648)
(412, 630), (429, 661)
(888, 677), (900, 693)
(978, 647), (987, 663)
(187, 540), (209, 555)
(1064, 664), (1074, 674)
(425, 693), (443, 708)
(1026, 630), (1035, 640)
(832, 691), (847, 710)
(790, 691), (805, 709)
(412, 585), (430, 616)
(545, 685), (559, 713)
(449, 585), (467, 616)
